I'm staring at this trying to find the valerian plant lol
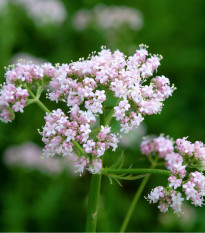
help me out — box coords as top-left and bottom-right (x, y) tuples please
(1, 45), (205, 232)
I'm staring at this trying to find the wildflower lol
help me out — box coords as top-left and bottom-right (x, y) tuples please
(0, 46), (174, 174)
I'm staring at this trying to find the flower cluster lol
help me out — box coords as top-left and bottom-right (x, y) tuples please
(182, 171), (205, 206)
(0, 45), (174, 174)
(140, 136), (174, 158)
(40, 107), (118, 174)
(141, 136), (205, 214)
(0, 62), (56, 122)
(48, 46), (174, 134)
(0, 84), (29, 122)
(176, 137), (205, 169)
(147, 186), (184, 215)
(72, 4), (143, 31)
(5, 62), (56, 85)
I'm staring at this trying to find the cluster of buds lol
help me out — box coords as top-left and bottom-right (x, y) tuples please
(0, 45), (174, 174)
(141, 136), (205, 214)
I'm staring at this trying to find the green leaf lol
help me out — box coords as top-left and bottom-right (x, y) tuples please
(107, 174), (148, 181)
(109, 150), (125, 169)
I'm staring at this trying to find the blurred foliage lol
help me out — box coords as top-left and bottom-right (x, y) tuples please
(0, 0), (205, 232)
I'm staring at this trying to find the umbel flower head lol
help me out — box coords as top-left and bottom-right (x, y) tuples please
(141, 135), (205, 215)
(0, 45), (175, 174)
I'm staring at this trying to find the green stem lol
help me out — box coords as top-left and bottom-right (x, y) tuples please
(90, 126), (101, 136)
(105, 109), (114, 126)
(27, 89), (36, 99)
(119, 175), (150, 233)
(35, 99), (51, 113)
(100, 111), (105, 126)
(36, 86), (44, 99)
(72, 140), (85, 155)
(101, 168), (170, 176)
(85, 103), (106, 232)
(156, 162), (166, 167)
(27, 87), (50, 113)
(104, 106), (115, 109)
(119, 157), (159, 233)
(28, 90), (86, 157)
(35, 99), (87, 156)
(104, 99), (121, 126)
(85, 174), (102, 232)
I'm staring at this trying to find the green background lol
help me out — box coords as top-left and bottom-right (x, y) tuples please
(0, 0), (205, 231)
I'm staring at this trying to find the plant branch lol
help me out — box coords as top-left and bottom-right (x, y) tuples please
(72, 140), (85, 155)
(119, 175), (150, 233)
(104, 99), (120, 126)
(119, 157), (160, 232)
(35, 98), (51, 114)
(90, 126), (101, 136)
(85, 174), (102, 232)
(101, 168), (171, 176)
(105, 109), (114, 126)
(27, 88), (36, 99)
(27, 88), (86, 156)
(85, 103), (105, 232)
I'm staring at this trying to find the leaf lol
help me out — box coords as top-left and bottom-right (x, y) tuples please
(112, 177), (123, 187)
(109, 150), (125, 169)
(107, 174), (148, 181)
(106, 174), (147, 187)
(108, 176), (113, 185)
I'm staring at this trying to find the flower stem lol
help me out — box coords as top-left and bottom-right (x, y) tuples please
(101, 168), (170, 176)
(27, 88), (36, 99)
(85, 174), (102, 232)
(85, 103), (105, 232)
(119, 175), (150, 232)
(27, 87), (50, 113)
(35, 99), (51, 113)
(104, 98), (120, 126)
(90, 126), (101, 136)
(119, 158), (159, 232)
(29, 92), (86, 157)
(105, 109), (114, 126)
(72, 140), (85, 155)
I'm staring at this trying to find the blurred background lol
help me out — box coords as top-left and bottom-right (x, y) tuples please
(0, 0), (205, 231)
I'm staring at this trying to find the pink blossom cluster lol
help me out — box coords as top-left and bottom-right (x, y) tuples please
(1, 47), (174, 129)
(5, 62), (56, 84)
(176, 137), (205, 169)
(183, 171), (205, 206)
(140, 136), (174, 158)
(141, 135), (205, 214)
(147, 186), (184, 215)
(40, 107), (118, 174)
(0, 46), (174, 174)
(0, 84), (29, 122)
(48, 46), (174, 134)
(0, 62), (56, 122)
(74, 156), (102, 175)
